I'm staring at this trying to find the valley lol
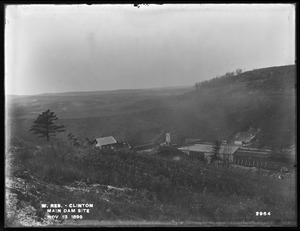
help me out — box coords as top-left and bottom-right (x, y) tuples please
(8, 65), (295, 149)
(6, 65), (296, 226)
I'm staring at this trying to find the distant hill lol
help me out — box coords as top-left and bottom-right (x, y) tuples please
(9, 65), (295, 150)
(14, 85), (193, 97)
(134, 65), (295, 148)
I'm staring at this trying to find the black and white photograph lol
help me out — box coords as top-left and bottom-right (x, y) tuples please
(5, 4), (296, 227)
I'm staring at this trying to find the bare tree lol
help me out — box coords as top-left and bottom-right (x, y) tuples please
(222, 145), (232, 166)
(211, 140), (221, 162)
(68, 133), (80, 147)
(236, 68), (243, 75)
(194, 82), (200, 92)
(84, 137), (96, 147)
(225, 72), (235, 77)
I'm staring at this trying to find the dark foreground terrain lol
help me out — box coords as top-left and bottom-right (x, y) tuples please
(6, 143), (296, 227)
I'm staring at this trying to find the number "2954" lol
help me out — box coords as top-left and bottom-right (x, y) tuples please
(256, 211), (271, 216)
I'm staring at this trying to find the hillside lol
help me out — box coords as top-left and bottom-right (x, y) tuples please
(6, 65), (296, 226)
(8, 65), (295, 149)
(145, 64), (296, 148)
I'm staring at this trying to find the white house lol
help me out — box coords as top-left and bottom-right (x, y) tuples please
(234, 141), (243, 146)
(95, 136), (117, 149)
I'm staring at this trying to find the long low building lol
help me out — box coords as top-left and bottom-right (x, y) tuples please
(233, 147), (272, 167)
(178, 144), (239, 163)
(178, 144), (272, 166)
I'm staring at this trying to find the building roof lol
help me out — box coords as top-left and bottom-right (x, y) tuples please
(219, 145), (239, 155)
(234, 148), (271, 158)
(95, 136), (117, 147)
(178, 144), (239, 155)
(238, 147), (271, 152)
(133, 143), (158, 151)
(178, 144), (212, 153)
(234, 128), (260, 142)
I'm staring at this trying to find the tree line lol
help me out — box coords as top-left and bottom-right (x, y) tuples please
(195, 68), (243, 92)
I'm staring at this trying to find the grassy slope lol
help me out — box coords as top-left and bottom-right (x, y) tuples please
(6, 144), (296, 226)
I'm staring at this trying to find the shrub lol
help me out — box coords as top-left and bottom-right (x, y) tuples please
(155, 145), (185, 158)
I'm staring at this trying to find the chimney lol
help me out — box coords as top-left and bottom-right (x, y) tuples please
(166, 133), (171, 145)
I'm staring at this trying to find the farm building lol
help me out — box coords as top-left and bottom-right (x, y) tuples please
(178, 143), (212, 156)
(95, 136), (131, 150)
(233, 147), (272, 168)
(178, 142), (274, 168)
(233, 128), (261, 146)
(218, 145), (240, 162)
(95, 136), (117, 149)
(178, 144), (239, 163)
(234, 141), (243, 146)
(163, 132), (181, 146)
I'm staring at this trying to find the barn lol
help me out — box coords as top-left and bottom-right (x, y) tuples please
(178, 144), (212, 160)
(233, 147), (272, 168)
(178, 144), (239, 163)
(95, 136), (131, 150)
(218, 145), (239, 162)
(95, 136), (118, 149)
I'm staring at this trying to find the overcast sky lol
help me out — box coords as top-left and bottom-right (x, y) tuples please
(5, 4), (295, 95)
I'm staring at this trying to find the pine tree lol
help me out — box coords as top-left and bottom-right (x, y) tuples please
(29, 109), (65, 141)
